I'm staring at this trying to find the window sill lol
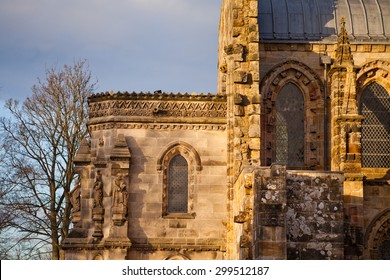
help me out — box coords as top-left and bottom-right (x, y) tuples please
(162, 212), (196, 219)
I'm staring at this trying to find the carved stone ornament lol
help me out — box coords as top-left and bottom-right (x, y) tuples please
(70, 178), (82, 227)
(70, 178), (81, 213)
(88, 92), (227, 120)
(110, 134), (131, 162)
(112, 174), (128, 226)
(74, 138), (91, 164)
(93, 171), (104, 208)
(92, 171), (104, 239)
(234, 211), (249, 224)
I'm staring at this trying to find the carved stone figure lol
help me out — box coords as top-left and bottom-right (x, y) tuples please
(347, 124), (361, 154)
(70, 178), (81, 212)
(112, 174), (127, 208)
(93, 171), (103, 208)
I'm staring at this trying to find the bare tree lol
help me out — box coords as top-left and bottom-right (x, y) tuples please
(0, 60), (96, 259)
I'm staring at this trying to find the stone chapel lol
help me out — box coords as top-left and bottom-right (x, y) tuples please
(62, 0), (390, 260)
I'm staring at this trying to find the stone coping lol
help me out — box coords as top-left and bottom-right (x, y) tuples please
(89, 91), (226, 102)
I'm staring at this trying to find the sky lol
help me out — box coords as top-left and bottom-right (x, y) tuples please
(0, 0), (222, 114)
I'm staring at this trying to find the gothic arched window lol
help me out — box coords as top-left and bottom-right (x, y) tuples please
(360, 82), (390, 168)
(275, 83), (305, 168)
(158, 141), (200, 218)
(167, 154), (188, 213)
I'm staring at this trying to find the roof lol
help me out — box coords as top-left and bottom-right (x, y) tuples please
(258, 0), (390, 42)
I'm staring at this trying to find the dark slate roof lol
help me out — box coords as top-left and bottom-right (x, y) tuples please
(259, 0), (390, 42)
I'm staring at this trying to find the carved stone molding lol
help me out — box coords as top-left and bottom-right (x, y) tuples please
(74, 138), (91, 165)
(357, 60), (390, 78)
(356, 60), (390, 99)
(157, 141), (202, 172)
(90, 100), (227, 119)
(110, 134), (131, 163)
(89, 91), (225, 101)
(131, 243), (223, 252)
(260, 60), (324, 98)
(92, 207), (105, 239)
(89, 123), (226, 132)
(111, 173), (128, 226)
(365, 208), (390, 259)
(260, 60), (325, 168)
(70, 178), (82, 227)
(157, 141), (200, 217)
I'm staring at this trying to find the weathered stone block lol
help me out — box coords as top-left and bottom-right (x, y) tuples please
(233, 70), (249, 84)
(248, 125), (260, 138)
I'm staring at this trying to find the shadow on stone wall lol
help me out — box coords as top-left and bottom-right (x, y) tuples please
(125, 136), (151, 259)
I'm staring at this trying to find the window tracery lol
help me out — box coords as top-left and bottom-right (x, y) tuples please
(168, 155), (188, 213)
(360, 82), (390, 168)
(365, 208), (390, 259)
(275, 83), (305, 168)
(260, 60), (324, 169)
(157, 141), (200, 218)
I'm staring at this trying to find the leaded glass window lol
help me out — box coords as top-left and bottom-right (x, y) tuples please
(275, 111), (288, 163)
(275, 83), (305, 168)
(168, 154), (188, 213)
(360, 82), (390, 168)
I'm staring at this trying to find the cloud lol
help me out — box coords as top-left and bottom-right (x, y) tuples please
(1, 0), (219, 49)
(0, 0), (222, 103)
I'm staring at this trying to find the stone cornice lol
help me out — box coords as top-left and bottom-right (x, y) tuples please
(89, 91), (226, 102)
(62, 238), (132, 250)
(88, 123), (227, 132)
(88, 93), (228, 128)
(130, 243), (225, 252)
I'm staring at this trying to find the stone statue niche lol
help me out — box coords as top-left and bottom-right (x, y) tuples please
(70, 177), (82, 227)
(92, 170), (105, 239)
(111, 173), (128, 226)
(109, 133), (131, 227)
(93, 171), (104, 208)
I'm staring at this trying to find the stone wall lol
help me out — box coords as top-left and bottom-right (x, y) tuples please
(63, 0), (390, 260)
(362, 175), (390, 259)
(125, 127), (228, 260)
(250, 165), (344, 260)
(253, 165), (288, 260)
(63, 92), (229, 260)
(286, 171), (344, 260)
(231, 167), (255, 259)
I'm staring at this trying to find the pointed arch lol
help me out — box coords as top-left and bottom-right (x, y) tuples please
(275, 82), (305, 167)
(157, 141), (202, 172)
(260, 60), (325, 169)
(359, 82), (390, 167)
(357, 60), (390, 96)
(157, 141), (200, 218)
(357, 61), (390, 168)
(364, 208), (390, 259)
(167, 154), (189, 213)
(165, 253), (191, 260)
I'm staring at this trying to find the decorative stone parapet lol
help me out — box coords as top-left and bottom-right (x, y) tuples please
(87, 91), (227, 128)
